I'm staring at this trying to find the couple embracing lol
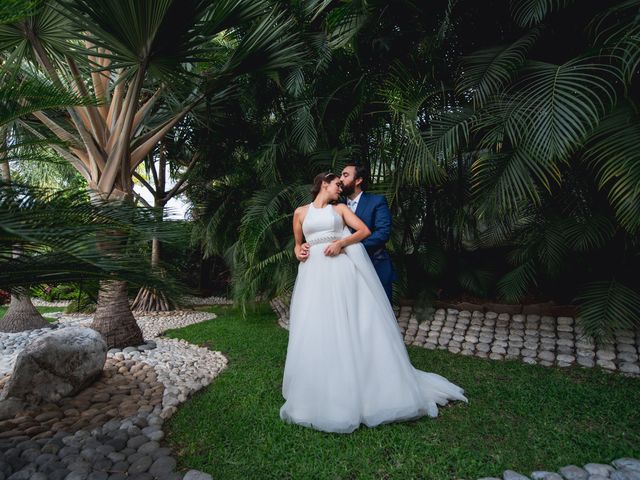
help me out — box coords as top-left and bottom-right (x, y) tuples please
(279, 164), (467, 434)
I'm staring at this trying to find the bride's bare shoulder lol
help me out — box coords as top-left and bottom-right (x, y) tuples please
(294, 204), (310, 221)
(333, 203), (348, 213)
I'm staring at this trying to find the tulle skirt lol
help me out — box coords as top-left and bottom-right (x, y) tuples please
(280, 237), (467, 434)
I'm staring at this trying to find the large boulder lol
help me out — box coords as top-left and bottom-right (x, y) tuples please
(0, 327), (107, 404)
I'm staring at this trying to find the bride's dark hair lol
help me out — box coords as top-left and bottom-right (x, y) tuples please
(310, 172), (339, 200)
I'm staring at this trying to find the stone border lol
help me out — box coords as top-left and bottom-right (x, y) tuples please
(271, 297), (640, 376)
(484, 458), (640, 480)
(398, 306), (639, 376)
(0, 311), (224, 479)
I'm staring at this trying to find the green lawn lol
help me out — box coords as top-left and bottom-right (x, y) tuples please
(0, 306), (64, 322)
(164, 305), (640, 480)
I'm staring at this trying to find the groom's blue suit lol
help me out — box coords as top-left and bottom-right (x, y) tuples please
(349, 192), (397, 301)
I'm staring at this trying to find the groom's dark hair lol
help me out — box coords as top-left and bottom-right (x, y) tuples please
(345, 162), (369, 190)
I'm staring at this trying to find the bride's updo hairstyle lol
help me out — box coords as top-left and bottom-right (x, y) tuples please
(311, 172), (339, 200)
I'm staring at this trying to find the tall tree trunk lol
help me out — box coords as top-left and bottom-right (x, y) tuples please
(0, 132), (48, 332)
(0, 288), (49, 333)
(91, 279), (143, 348)
(88, 185), (144, 348)
(131, 147), (174, 312)
(131, 234), (174, 312)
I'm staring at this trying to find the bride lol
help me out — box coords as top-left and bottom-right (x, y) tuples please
(280, 172), (467, 434)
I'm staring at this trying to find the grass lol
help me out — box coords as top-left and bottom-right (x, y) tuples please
(0, 306), (65, 322)
(163, 304), (640, 479)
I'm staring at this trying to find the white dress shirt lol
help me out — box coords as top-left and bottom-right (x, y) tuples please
(346, 192), (363, 213)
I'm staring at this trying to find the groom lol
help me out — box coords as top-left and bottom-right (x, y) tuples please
(339, 163), (397, 301)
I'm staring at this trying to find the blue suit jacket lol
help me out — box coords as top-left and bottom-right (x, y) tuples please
(348, 192), (397, 298)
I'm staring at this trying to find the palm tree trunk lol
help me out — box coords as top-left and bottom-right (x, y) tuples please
(88, 186), (144, 348)
(0, 134), (48, 333)
(91, 279), (143, 348)
(131, 149), (174, 312)
(0, 287), (49, 333)
(131, 236), (174, 311)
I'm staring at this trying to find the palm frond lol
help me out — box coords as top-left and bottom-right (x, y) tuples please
(582, 103), (640, 234)
(510, 58), (620, 162)
(325, 1), (371, 49)
(497, 259), (537, 302)
(472, 150), (554, 213)
(591, 0), (640, 82)
(564, 213), (615, 252)
(510, 0), (574, 27)
(290, 101), (318, 154)
(576, 279), (640, 340)
(458, 28), (539, 106)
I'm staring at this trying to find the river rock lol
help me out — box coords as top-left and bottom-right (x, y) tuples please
(1, 327), (106, 403)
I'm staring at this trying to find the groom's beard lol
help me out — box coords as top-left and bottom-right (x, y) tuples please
(341, 182), (355, 197)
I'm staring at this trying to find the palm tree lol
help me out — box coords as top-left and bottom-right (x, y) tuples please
(194, 0), (639, 339)
(130, 134), (198, 311)
(1, 0), (304, 346)
(0, 65), (96, 332)
(0, 128), (48, 332)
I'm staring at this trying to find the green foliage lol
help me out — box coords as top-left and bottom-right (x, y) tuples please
(63, 291), (96, 313)
(0, 183), (186, 297)
(189, 0), (639, 337)
(31, 283), (80, 301)
(576, 280), (640, 341)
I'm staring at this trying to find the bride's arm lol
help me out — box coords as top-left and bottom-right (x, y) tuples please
(324, 204), (371, 256)
(293, 206), (309, 262)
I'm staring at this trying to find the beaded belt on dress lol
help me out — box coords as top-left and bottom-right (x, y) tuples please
(306, 233), (342, 245)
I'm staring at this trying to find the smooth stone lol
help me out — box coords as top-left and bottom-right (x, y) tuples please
(128, 455), (152, 475)
(183, 471), (213, 480)
(611, 470), (640, 480)
(577, 357), (595, 367)
(1, 328), (106, 404)
(531, 472), (562, 480)
(148, 456), (177, 477)
(557, 354), (575, 363)
(503, 470), (530, 480)
(584, 464), (615, 476)
(87, 473), (108, 480)
(558, 465), (588, 480)
(596, 359), (616, 370)
(618, 352), (639, 363)
(619, 363), (640, 374)
(538, 351), (555, 362)
(612, 459), (640, 473)
(596, 351), (616, 361)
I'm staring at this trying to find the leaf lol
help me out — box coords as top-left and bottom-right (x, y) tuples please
(458, 28), (539, 106)
(497, 259), (537, 302)
(576, 279), (640, 341)
(290, 102), (317, 155)
(509, 58), (620, 162)
(510, 0), (574, 27)
(583, 103), (640, 234)
(472, 150), (557, 212)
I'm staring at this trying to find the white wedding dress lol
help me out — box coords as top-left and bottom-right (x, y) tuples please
(279, 203), (467, 433)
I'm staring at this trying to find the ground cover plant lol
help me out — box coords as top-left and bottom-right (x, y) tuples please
(165, 305), (640, 479)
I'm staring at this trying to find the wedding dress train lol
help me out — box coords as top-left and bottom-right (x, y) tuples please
(280, 203), (467, 433)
